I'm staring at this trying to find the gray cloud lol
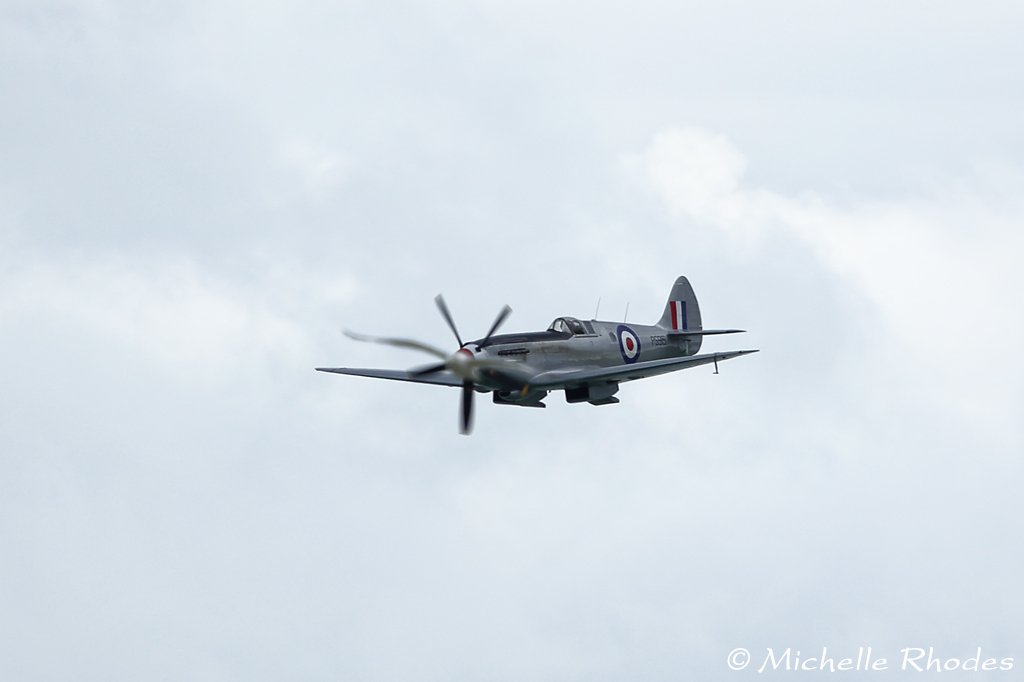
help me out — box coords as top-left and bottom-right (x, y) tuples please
(2, 1), (1022, 680)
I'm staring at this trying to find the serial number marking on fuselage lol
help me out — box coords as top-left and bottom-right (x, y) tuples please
(650, 335), (668, 346)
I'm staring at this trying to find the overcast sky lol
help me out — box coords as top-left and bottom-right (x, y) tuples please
(2, 1), (1023, 680)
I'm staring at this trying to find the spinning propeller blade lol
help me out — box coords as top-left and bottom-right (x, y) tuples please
(434, 294), (463, 348)
(482, 305), (512, 345)
(343, 330), (448, 360)
(460, 381), (474, 435)
(409, 362), (448, 378)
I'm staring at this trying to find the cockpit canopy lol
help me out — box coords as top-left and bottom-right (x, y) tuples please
(547, 316), (587, 335)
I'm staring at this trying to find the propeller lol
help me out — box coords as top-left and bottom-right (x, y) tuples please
(345, 294), (513, 435)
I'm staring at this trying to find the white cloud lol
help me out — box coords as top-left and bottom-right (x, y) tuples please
(2, 2), (1024, 680)
(631, 125), (1024, 430)
(0, 252), (358, 387)
(628, 127), (750, 234)
(278, 137), (349, 201)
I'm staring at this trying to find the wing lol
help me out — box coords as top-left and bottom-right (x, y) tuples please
(315, 367), (463, 387)
(526, 350), (759, 389)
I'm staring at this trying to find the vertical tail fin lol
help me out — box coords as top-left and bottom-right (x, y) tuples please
(656, 276), (702, 331)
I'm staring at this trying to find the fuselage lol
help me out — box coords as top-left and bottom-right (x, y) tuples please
(464, 316), (701, 394)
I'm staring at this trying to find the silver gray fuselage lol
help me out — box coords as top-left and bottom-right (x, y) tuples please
(467, 317), (699, 395)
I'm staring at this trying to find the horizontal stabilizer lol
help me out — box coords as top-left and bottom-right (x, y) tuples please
(667, 328), (745, 336)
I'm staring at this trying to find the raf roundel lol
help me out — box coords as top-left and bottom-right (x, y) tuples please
(616, 324), (641, 364)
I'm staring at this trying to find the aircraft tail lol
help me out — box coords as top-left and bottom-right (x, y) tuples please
(656, 276), (702, 332)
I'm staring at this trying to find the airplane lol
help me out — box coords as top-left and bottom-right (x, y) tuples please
(316, 276), (758, 434)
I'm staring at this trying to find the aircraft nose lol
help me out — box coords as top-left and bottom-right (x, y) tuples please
(447, 346), (475, 379)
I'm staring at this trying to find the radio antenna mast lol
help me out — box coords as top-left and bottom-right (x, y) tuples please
(594, 297), (601, 319)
